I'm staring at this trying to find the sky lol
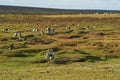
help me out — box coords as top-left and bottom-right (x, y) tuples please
(0, 0), (120, 10)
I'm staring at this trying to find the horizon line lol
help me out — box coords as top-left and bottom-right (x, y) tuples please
(0, 4), (120, 11)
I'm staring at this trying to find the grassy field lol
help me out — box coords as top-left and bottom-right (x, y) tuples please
(0, 13), (120, 80)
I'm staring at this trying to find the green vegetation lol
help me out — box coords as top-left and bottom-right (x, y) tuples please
(0, 13), (120, 80)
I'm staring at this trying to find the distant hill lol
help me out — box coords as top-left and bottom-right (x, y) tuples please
(0, 5), (120, 14)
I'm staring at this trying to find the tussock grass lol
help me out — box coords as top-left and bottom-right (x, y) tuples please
(0, 14), (120, 80)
